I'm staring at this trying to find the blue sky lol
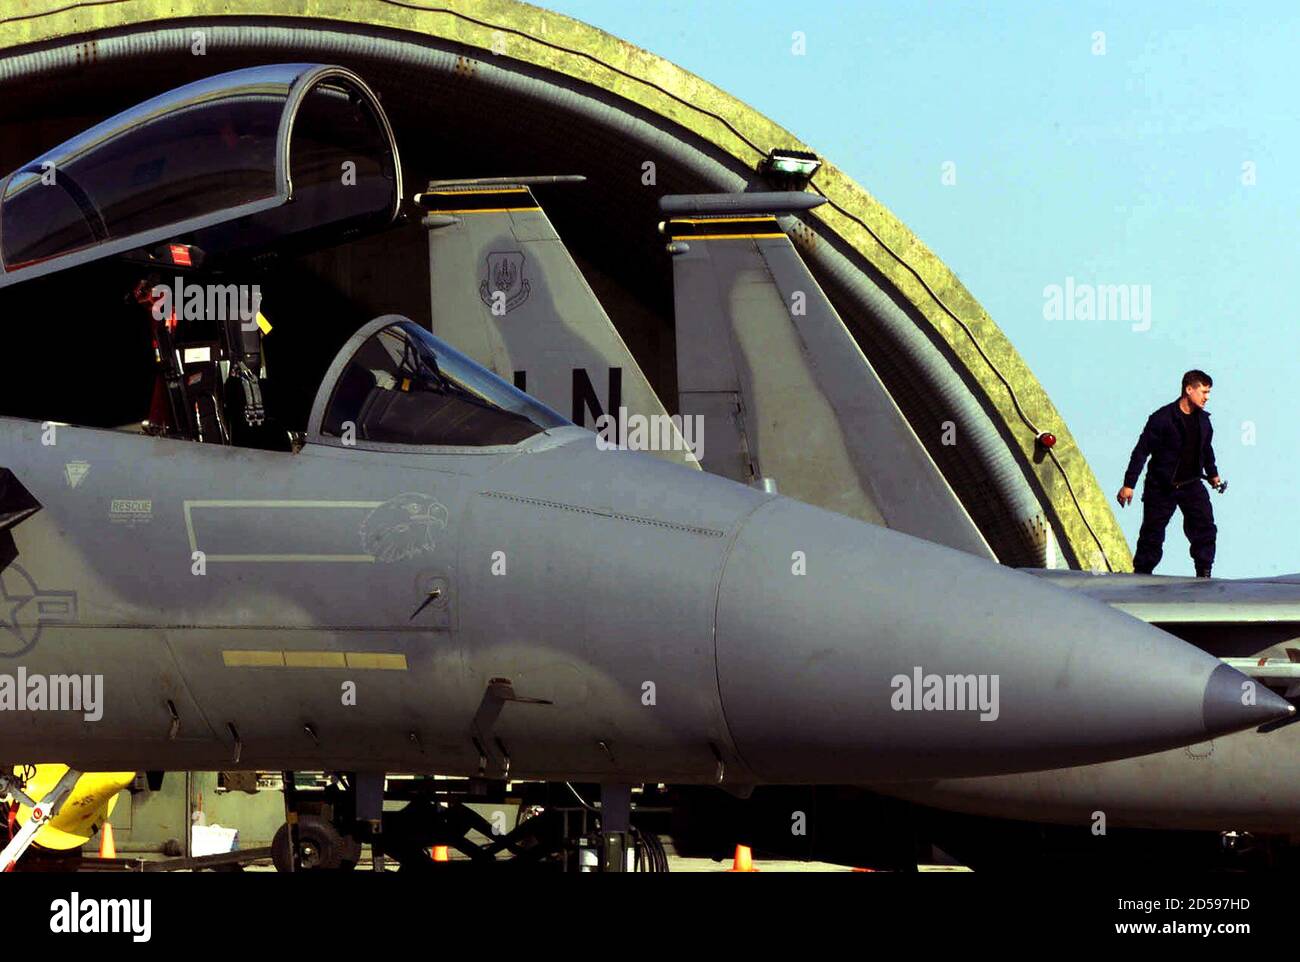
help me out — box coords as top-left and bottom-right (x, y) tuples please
(543, 0), (1299, 576)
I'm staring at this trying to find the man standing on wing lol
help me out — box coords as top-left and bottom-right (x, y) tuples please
(1116, 370), (1223, 578)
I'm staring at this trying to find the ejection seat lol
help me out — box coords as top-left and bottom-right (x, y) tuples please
(0, 63), (404, 452)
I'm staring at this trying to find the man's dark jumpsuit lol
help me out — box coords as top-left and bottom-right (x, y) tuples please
(1123, 400), (1218, 575)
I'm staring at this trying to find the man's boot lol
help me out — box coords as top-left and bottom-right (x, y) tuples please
(1195, 566), (1212, 579)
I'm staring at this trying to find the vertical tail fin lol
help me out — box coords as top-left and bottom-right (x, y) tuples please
(420, 180), (699, 468)
(664, 193), (994, 559)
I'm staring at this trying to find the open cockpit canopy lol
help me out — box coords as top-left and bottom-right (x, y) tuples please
(0, 63), (401, 287)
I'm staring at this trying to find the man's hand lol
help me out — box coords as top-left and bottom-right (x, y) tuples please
(1210, 475), (1222, 488)
(1116, 486), (1134, 507)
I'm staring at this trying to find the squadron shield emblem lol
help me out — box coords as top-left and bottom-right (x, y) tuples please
(478, 251), (531, 314)
(361, 493), (450, 563)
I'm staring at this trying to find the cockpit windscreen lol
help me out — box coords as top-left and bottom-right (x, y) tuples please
(321, 320), (568, 447)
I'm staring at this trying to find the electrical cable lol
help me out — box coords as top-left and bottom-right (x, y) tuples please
(806, 182), (1111, 569)
(564, 781), (597, 812)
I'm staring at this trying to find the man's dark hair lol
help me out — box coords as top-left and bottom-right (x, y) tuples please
(1182, 369), (1213, 392)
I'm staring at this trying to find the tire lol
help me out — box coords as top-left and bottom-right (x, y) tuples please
(271, 816), (360, 873)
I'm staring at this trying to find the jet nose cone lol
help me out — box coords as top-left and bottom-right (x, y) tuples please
(1203, 662), (1295, 735)
(714, 498), (1289, 783)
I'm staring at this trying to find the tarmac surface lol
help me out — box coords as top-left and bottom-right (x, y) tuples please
(58, 847), (971, 871)
(48, 848), (973, 871)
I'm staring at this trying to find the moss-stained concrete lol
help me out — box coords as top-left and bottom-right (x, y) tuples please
(0, 0), (1131, 569)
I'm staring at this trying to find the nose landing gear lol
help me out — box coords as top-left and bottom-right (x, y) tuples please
(273, 773), (668, 872)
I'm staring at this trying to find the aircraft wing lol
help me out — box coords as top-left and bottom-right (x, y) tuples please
(665, 193), (995, 559)
(1022, 568), (1300, 656)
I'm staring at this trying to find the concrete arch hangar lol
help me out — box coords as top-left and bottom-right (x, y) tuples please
(0, 0), (1130, 571)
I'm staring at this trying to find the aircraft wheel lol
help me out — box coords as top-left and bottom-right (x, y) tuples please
(271, 816), (360, 872)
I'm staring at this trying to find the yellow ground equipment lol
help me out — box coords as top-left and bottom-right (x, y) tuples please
(11, 765), (134, 851)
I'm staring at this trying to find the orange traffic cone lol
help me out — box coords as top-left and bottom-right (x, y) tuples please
(98, 822), (116, 859)
(726, 844), (758, 872)
(431, 845), (449, 863)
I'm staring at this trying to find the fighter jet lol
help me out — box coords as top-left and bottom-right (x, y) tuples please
(0, 64), (1289, 871)
(642, 193), (1300, 866)
(416, 180), (1300, 867)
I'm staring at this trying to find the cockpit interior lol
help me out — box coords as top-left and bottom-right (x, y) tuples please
(0, 63), (567, 454)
